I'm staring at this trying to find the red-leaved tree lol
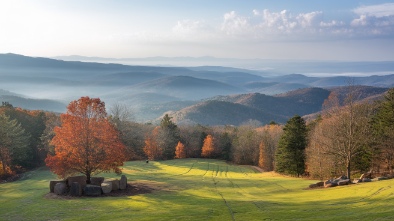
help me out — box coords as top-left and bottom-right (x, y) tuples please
(45, 97), (127, 183)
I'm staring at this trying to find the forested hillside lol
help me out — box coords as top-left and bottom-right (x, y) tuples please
(1, 54), (393, 123)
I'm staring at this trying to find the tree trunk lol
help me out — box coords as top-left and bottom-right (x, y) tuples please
(86, 172), (91, 184)
(346, 159), (351, 180)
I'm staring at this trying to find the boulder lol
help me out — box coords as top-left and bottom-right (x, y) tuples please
(324, 180), (331, 185)
(84, 185), (102, 196)
(324, 180), (338, 188)
(353, 179), (361, 184)
(54, 183), (67, 195)
(120, 175), (127, 190)
(101, 182), (112, 194)
(90, 177), (104, 186)
(338, 179), (350, 186)
(105, 178), (120, 191)
(70, 182), (82, 196)
(324, 183), (334, 188)
(50, 180), (65, 193)
(67, 175), (87, 189)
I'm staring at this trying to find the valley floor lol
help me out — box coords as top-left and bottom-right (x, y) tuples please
(1, 159), (394, 220)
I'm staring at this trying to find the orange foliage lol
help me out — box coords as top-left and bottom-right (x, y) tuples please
(45, 97), (126, 180)
(258, 141), (265, 169)
(174, 141), (186, 159)
(143, 126), (163, 160)
(201, 135), (215, 158)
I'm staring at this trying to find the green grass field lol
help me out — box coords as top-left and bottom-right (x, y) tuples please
(1, 159), (394, 220)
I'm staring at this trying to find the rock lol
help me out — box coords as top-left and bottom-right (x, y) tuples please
(84, 185), (102, 196)
(67, 175), (87, 189)
(362, 178), (372, 182)
(101, 182), (112, 194)
(54, 182), (67, 195)
(120, 175), (127, 190)
(70, 182), (82, 196)
(324, 183), (334, 188)
(50, 180), (65, 193)
(353, 179), (361, 184)
(90, 177), (104, 186)
(105, 178), (120, 191)
(316, 181), (324, 187)
(338, 179), (350, 186)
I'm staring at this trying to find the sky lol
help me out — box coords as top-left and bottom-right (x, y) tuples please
(1, 0), (394, 61)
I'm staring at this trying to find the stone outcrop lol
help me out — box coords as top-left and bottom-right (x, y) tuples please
(90, 177), (104, 186)
(84, 185), (102, 196)
(120, 175), (127, 190)
(70, 182), (82, 196)
(309, 181), (325, 189)
(324, 176), (349, 188)
(54, 182), (67, 195)
(50, 180), (65, 193)
(338, 179), (350, 186)
(101, 182), (112, 194)
(104, 178), (120, 191)
(67, 176), (87, 189)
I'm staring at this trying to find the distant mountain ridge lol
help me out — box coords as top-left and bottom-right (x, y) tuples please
(0, 53), (393, 123)
(167, 86), (388, 126)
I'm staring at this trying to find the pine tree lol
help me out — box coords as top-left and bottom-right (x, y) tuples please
(372, 88), (394, 173)
(0, 114), (30, 175)
(159, 114), (180, 160)
(275, 115), (307, 177)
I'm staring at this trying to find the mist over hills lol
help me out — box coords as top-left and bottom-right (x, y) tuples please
(53, 55), (394, 75)
(0, 53), (393, 124)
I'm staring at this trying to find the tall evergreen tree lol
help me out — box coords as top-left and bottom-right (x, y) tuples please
(159, 114), (180, 160)
(372, 88), (394, 172)
(275, 115), (307, 177)
(0, 114), (30, 175)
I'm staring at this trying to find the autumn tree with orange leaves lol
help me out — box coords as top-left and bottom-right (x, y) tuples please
(201, 135), (215, 158)
(143, 126), (163, 160)
(174, 141), (186, 159)
(45, 97), (126, 183)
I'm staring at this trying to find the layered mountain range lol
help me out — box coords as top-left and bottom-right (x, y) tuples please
(0, 53), (392, 125)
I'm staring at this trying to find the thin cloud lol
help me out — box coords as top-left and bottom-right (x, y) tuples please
(353, 3), (394, 17)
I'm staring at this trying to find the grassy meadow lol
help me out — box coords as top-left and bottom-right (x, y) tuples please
(1, 158), (394, 220)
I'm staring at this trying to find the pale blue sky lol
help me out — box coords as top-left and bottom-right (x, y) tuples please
(1, 0), (394, 61)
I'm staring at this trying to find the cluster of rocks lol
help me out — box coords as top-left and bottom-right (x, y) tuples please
(309, 172), (394, 189)
(50, 175), (128, 196)
(309, 175), (351, 189)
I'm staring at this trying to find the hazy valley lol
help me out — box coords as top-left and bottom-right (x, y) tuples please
(1, 53), (393, 125)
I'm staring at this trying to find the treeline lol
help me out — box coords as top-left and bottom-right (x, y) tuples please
(1, 87), (393, 181)
(0, 102), (47, 178)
